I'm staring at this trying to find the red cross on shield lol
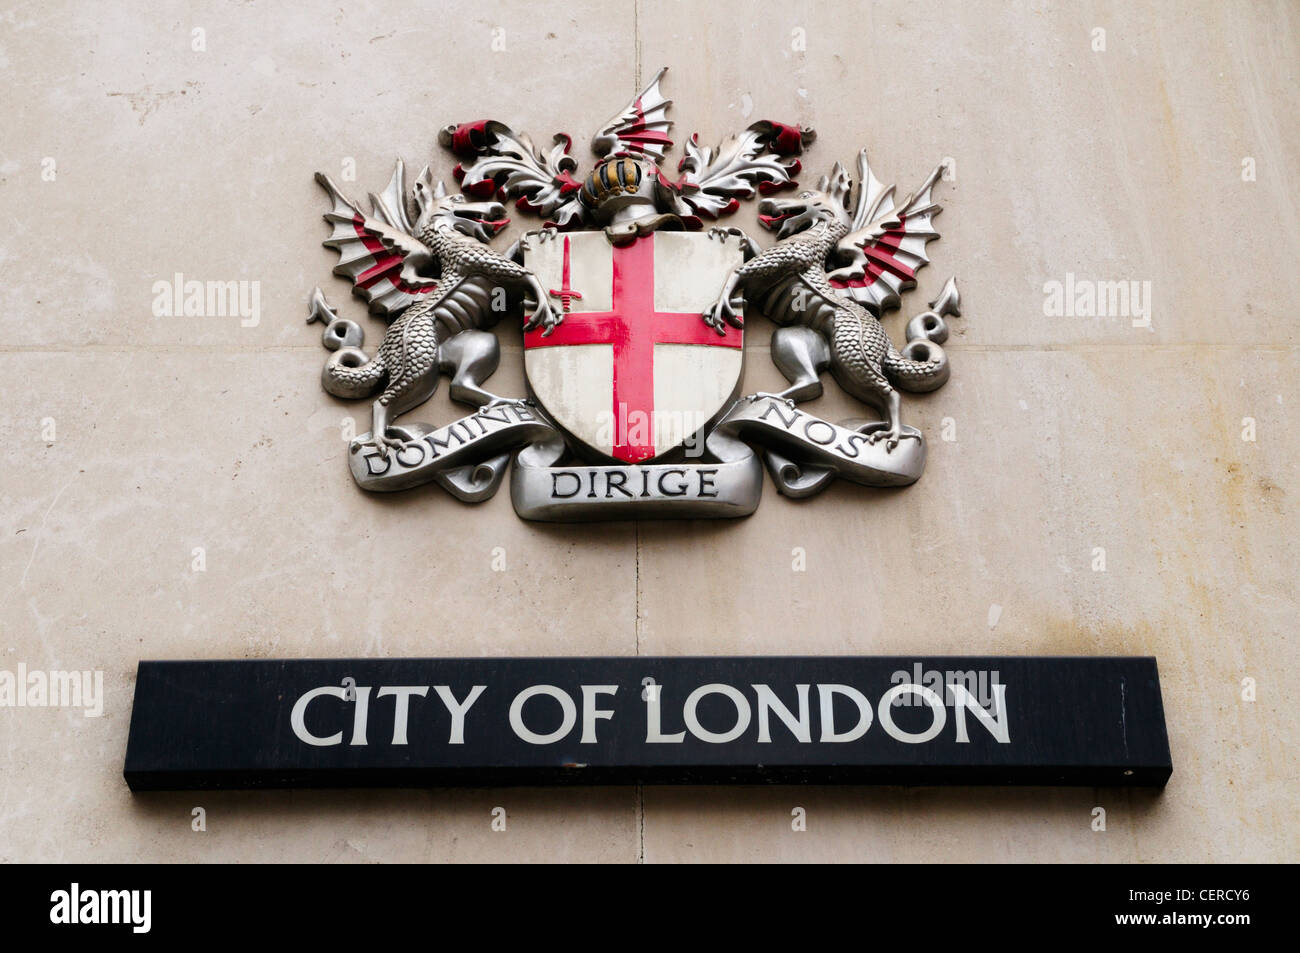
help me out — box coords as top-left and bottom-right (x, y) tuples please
(523, 231), (745, 462)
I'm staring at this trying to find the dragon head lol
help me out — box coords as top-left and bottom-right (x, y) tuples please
(757, 162), (853, 239)
(415, 179), (510, 243)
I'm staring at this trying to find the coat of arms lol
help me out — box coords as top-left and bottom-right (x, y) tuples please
(307, 68), (961, 520)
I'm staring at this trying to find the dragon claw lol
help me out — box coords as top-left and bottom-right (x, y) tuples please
(364, 431), (407, 458)
(524, 303), (562, 336)
(702, 299), (742, 334)
(709, 226), (747, 242)
(519, 228), (558, 253)
(746, 392), (797, 408)
(478, 396), (530, 412)
(865, 427), (921, 453)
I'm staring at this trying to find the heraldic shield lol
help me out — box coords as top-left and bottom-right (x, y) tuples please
(522, 231), (744, 463)
(306, 65), (959, 521)
(511, 228), (765, 520)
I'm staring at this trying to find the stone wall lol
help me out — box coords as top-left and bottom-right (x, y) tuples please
(1, 0), (1295, 862)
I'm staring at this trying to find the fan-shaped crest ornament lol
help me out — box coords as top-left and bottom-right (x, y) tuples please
(306, 68), (963, 520)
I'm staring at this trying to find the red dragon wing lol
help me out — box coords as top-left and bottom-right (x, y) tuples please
(828, 151), (946, 315)
(315, 161), (438, 316)
(590, 66), (674, 163)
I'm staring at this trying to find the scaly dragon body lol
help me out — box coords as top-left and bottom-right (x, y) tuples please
(703, 158), (958, 451)
(311, 167), (558, 453)
(743, 219), (947, 408)
(322, 229), (529, 421)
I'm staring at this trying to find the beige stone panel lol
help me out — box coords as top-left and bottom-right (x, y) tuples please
(641, 786), (1168, 864)
(0, 350), (640, 657)
(638, 345), (1297, 861)
(0, 0), (640, 350)
(637, 0), (1299, 351)
(0, 348), (638, 861)
(6, 771), (638, 864)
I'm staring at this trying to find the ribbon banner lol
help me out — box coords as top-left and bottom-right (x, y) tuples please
(348, 396), (926, 512)
(507, 396), (929, 519)
(510, 427), (762, 521)
(714, 396), (927, 498)
(349, 401), (555, 501)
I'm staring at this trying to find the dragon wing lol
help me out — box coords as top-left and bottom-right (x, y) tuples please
(442, 120), (586, 229)
(589, 66), (674, 162)
(669, 120), (812, 221)
(827, 151), (946, 314)
(316, 161), (438, 316)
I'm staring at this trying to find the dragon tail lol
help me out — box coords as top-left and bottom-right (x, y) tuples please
(322, 351), (387, 399)
(308, 287), (388, 399)
(882, 341), (949, 392)
(881, 277), (961, 393)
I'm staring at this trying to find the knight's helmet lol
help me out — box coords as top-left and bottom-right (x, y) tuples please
(579, 157), (657, 223)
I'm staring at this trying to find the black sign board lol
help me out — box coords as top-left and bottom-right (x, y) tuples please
(123, 656), (1172, 790)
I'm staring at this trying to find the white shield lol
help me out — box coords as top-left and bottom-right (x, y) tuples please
(523, 230), (744, 463)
